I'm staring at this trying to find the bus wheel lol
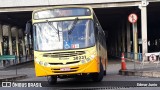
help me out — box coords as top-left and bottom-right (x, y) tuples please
(48, 76), (57, 85)
(91, 62), (104, 82)
(104, 70), (107, 76)
(104, 59), (107, 76)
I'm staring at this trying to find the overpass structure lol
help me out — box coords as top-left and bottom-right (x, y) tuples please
(0, 0), (160, 67)
(0, 0), (157, 12)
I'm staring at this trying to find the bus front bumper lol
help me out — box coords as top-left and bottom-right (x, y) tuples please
(34, 57), (99, 77)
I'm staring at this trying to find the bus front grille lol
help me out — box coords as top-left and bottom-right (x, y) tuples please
(49, 61), (80, 65)
(49, 63), (63, 65)
(66, 61), (80, 64)
(43, 51), (85, 58)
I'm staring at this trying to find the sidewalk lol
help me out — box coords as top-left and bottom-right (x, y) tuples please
(0, 61), (34, 81)
(0, 75), (27, 81)
(119, 60), (160, 77)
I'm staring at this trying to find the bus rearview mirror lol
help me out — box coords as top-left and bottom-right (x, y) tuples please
(25, 20), (31, 35)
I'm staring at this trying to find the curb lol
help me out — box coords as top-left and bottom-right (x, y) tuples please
(0, 74), (27, 81)
(119, 70), (160, 78)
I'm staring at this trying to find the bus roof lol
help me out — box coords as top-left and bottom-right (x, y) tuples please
(33, 5), (93, 13)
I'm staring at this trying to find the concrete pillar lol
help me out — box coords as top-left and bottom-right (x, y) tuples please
(15, 27), (20, 63)
(122, 22), (125, 52)
(140, 2), (148, 60)
(0, 23), (3, 67)
(127, 22), (131, 58)
(114, 33), (116, 56)
(116, 29), (119, 56)
(8, 25), (15, 65)
(133, 22), (138, 59)
(21, 30), (26, 57)
(27, 34), (30, 60)
(0, 24), (3, 55)
(118, 24), (121, 56)
(7, 25), (13, 55)
(115, 31), (118, 56)
(116, 28), (119, 57)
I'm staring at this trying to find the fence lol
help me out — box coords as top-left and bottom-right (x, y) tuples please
(124, 52), (143, 62)
(119, 52), (160, 70)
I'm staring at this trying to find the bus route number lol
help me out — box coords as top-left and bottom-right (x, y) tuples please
(73, 56), (86, 60)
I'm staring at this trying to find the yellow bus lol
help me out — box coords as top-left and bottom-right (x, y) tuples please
(26, 6), (108, 84)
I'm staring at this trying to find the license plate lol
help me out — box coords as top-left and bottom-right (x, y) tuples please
(60, 67), (70, 71)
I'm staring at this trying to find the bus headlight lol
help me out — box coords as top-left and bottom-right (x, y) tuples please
(85, 55), (95, 63)
(86, 58), (90, 62)
(44, 62), (50, 67)
(90, 55), (95, 59)
(44, 62), (47, 66)
(39, 61), (44, 66)
(35, 58), (40, 64)
(35, 58), (50, 67)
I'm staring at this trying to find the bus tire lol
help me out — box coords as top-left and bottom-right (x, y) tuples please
(48, 76), (57, 85)
(104, 70), (106, 76)
(91, 62), (104, 82)
(104, 59), (107, 76)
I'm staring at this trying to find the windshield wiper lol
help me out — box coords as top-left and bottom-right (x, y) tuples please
(68, 17), (78, 34)
(46, 20), (60, 41)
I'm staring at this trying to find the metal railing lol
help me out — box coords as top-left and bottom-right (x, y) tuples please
(123, 52), (143, 70)
(0, 55), (34, 68)
(119, 52), (160, 70)
(124, 52), (143, 62)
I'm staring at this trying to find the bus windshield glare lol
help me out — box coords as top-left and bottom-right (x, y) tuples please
(33, 19), (95, 51)
(34, 8), (91, 19)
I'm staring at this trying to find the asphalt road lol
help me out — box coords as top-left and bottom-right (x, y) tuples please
(1, 59), (160, 90)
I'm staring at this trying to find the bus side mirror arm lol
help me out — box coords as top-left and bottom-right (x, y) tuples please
(25, 20), (32, 35)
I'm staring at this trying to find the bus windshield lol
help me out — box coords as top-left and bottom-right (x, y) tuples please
(33, 19), (95, 51)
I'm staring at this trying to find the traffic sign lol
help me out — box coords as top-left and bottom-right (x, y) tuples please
(128, 13), (138, 24)
(149, 54), (157, 62)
